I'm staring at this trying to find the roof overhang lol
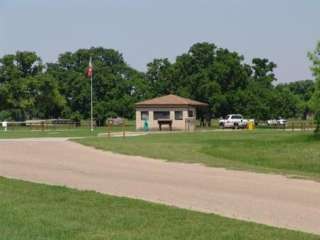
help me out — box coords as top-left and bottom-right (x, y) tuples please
(135, 94), (208, 108)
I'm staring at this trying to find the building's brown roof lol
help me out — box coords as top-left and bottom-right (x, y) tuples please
(136, 94), (208, 107)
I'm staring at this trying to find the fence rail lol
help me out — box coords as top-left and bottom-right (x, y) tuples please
(3, 120), (80, 131)
(196, 119), (316, 131)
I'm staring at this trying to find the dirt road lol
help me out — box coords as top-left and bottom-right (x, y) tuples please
(0, 138), (319, 235)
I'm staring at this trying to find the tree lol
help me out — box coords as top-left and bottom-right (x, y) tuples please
(308, 41), (320, 133)
(32, 74), (66, 119)
(0, 51), (43, 83)
(276, 80), (315, 119)
(236, 58), (278, 120)
(146, 58), (174, 96)
(145, 42), (278, 119)
(47, 47), (147, 124)
(0, 52), (65, 120)
(251, 58), (277, 88)
(0, 43), (309, 123)
(0, 52), (43, 120)
(273, 87), (301, 118)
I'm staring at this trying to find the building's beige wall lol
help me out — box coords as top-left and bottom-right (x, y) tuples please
(136, 107), (196, 131)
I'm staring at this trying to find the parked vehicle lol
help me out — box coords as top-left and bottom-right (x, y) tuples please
(267, 118), (287, 126)
(107, 117), (124, 126)
(219, 114), (248, 129)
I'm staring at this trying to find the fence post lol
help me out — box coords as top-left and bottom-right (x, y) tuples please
(122, 119), (126, 139)
(107, 120), (112, 138)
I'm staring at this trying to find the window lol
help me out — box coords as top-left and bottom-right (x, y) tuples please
(175, 111), (183, 120)
(188, 110), (194, 117)
(141, 111), (149, 121)
(154, 111), (170, 120)
(231, 115), (242, 119)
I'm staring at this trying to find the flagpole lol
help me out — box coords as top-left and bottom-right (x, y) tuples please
(90, 73), (93, 132)
(87, 56), (93, 132)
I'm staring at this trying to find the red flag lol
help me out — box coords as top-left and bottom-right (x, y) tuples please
(86, 57), (93, 78)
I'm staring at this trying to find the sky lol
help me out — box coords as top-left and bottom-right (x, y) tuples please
(1, 0), (319, 83)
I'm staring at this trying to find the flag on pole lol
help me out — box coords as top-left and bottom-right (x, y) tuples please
(86, 56), (94, 132)
(86, 57), (93, 78)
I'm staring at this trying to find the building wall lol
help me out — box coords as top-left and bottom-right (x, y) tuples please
(136, 107), (196, 131)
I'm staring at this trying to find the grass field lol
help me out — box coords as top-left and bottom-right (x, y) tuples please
(0, 124), (135, 139)
(76, 130), (320, 179)
(0, 177), (318, 240)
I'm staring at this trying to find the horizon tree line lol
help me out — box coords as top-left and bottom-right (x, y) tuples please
(0, 42), (318, 126)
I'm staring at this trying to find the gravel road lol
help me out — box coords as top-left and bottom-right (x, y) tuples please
(0, 138), (319, 235)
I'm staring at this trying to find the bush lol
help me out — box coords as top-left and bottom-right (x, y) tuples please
(70, 112), (81, 127)
(0, 111), (12, 121)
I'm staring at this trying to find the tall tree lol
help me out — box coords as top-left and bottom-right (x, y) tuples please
(146, 42), (278, 119)
(48, 47), (147, 124)
(0, 51), (64, 120)
(276, 80), (315, 119)
(243, 58), (278, 119)
(308, 41), (320, 133)
(0, 43), (310, 123)
(146, 58), (174, 96)
(251, 58), (277, 88)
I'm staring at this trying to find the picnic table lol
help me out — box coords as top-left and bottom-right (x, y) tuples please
(158, 119), (172, 131)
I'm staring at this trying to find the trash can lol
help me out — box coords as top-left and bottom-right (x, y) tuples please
(248, 120), (255, 130)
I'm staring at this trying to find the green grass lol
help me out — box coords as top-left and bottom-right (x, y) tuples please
(0, 177), (318, 240)
(0, 124), (135, 139)
(75, 130), (320, 179)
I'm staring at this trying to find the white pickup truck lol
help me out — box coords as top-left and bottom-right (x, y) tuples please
(219, 114), (248, 129)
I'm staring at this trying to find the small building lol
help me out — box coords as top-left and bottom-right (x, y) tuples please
(135, 94), (208, 131)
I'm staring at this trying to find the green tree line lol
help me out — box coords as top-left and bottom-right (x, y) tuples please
(0, 42), (317, 124)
